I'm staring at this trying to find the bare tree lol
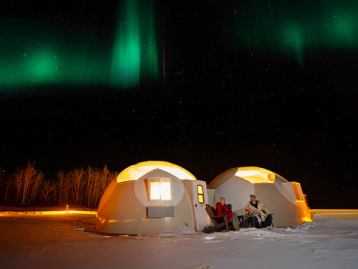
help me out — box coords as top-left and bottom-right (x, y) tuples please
(84, 167), (115, 208)
(57, 170), (70, 205)
(3, 163), (116, 208)
(13, 162), (43, 206)
(71, 169), (85, 205)
(41, 180), (57, 205)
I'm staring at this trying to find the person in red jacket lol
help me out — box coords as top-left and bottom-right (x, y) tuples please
(215, 197), (233, 222)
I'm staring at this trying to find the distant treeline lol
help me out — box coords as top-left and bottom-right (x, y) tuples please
(0, 162), (116, 208)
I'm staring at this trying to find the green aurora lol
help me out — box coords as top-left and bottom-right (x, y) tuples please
(0, 0), (159, 90)
(0, 0), (357, 90)
(111, 0), (159, 87)
(229, 0), (358, 65)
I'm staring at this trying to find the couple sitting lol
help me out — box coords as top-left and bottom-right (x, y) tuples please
(244, 194), (273, 228)
(215, 194), (273, 229)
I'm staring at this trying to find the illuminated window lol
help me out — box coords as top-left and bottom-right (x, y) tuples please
(160, 181), (171, 200)
(146, 179), (172, 201)
(150, 182), (161, 200)
(197, 184), (205, 204)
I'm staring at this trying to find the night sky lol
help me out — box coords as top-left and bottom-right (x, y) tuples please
(0, 0), (357, 208)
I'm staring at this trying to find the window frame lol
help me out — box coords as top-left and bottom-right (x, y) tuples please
(145, 178), (172, 201)
(197, 184), (205, 204)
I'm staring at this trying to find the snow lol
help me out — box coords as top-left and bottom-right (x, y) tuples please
(0, 213), (358, 269)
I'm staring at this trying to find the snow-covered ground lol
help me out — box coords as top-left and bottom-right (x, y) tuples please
(0, 213), (358, 269)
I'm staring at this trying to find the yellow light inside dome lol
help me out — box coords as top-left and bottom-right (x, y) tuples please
(160, 181), (171, 200)
(150, 182), (161, 200)
(117, 161), (196, 183)
(149, 180), (171, 201)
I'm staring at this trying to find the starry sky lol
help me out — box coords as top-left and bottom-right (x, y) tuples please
(0, 0), (357, 208)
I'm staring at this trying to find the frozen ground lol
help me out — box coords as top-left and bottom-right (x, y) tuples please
(0, 212), (358, 269)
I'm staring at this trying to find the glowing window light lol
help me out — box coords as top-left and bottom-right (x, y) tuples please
(150, 181), (161, 200)
(149, 180), (172, 201)
(197, 185), (203, 194)
(160, 182), (171, 201)
(197, 184), (205, 204)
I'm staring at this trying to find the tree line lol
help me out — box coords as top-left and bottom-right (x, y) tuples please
(0, 162), (116, 208)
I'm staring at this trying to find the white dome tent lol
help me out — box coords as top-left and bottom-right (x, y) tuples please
(208, 166), (312, 227)
(96, 161), (210, 234)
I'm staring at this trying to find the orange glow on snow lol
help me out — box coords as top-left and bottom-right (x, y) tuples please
(302, 216), (313, 222)
(0, 210), (96, 217)
(310, 209), (358, 216)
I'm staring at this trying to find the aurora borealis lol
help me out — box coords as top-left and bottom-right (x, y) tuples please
(229, 0), (358, 65)
(0, 0), (358, 209)
(0, 0), (159, 90)
(111, 0), (141, 87)
(0, 19), (111, 89)
(0, 0), (358, 90)
(111, 0), (159, 87)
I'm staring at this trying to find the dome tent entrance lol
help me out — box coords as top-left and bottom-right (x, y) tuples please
(96, 161), (210, 234)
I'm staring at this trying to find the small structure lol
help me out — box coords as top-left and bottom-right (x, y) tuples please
(96, 161), (210, 234)
(208, 166), (311, 227)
